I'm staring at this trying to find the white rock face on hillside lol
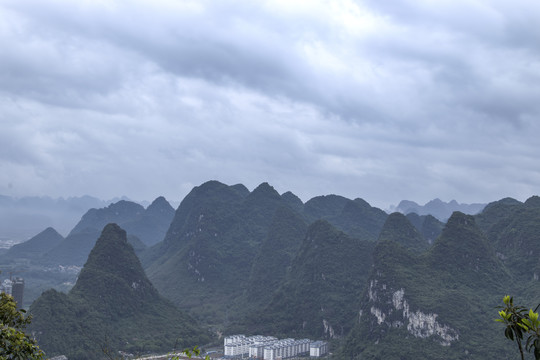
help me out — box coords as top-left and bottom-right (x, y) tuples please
(367, 279), (459, 346)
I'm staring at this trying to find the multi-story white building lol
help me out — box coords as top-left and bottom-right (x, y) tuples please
(225, 335), (314, 359)
(0, 278), (12, 295)
(224, 335), (277, 358)
(309, 341), (328, 357)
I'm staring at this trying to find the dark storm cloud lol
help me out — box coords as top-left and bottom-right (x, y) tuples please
(0, 0), (539, 207)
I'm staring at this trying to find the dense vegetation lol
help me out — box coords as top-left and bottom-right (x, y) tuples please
(242, 219), (375, 340)
(29, 224), (211, 360)
(8, 180), (540, 359)
(0, 197), (175, 307)
(143, 181), (388, 326)
(1, 292), (44, 359)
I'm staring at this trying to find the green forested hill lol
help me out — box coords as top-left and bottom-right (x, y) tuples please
(339, 211), (528, 359)
(143, 181), (388, 326)
(478, 197), (540, 303)
(21, 179), (540, 360)
(243, 219), (375, 340)
(29, 223), (210, 360)
(244, 205), (308, 309)
(144, 181), (290, 323)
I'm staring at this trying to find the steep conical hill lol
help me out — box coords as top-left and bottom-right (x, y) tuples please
(429, 212), (505, 287)
(30, 223), (210, 360)
(157, 180), (245, 252)
(144, 181), (291, 323)
(247, 220), (375, 339)
(339, 212), (513, 359)
(70, 224), (159, 314)
(378, 212), (429, 253)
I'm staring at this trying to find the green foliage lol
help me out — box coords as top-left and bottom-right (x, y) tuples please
(246, 220), (375, 340)
(379, 212), (429, 253)
(29, 224), (211, 359)
(496, 295), (540, 359)
(176, 346), (210, 360)
(144, 181), (293, 325)
(145, 181), (388, 330)
(243, 206), (307, 309)
(340, 212), (515, 359)
(0, 292), (44, 360)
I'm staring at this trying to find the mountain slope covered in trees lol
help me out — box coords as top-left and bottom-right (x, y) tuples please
(29, 223), (210, 360)
(14, 180), (540, 360)
(143, 181), (387, 325)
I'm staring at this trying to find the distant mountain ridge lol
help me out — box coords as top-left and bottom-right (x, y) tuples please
(0, 194), (131, 245)
(1, 227), (64, 261)
(143, 180), (388, 325)
(0, 197), (176, 307)
(39, 196), (175, 266)
(7, 180), (540, 360)
(393, 198), (486, 221)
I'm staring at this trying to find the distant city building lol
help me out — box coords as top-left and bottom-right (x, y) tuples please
(0, 278), (12, 295)
(0, 277), (24, 309)
(11, 277), (24, 308)
(224, 334), (327, 359)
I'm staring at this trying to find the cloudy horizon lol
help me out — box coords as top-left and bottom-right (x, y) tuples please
(1, 0), (539, 209)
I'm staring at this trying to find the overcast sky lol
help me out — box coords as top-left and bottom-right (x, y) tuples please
(1, 0), (539, 209)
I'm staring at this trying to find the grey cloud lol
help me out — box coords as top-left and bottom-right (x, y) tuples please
(0, 0), (539, 208)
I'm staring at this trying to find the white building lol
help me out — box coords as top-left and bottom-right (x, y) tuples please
(309, 341), (328, 357)
(224, 335), (277, 358)
(224, 335), (313, 359)
(0, 279), (12, 295)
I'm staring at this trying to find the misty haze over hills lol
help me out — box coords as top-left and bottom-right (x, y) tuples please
(391, 198), (487, 221)
(2, 1), (540, 358)
(0, 193), (484, 249)
(1, 180), (540, 359)
(0, 195), (180, 248)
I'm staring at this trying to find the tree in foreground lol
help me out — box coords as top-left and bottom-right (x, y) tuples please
(0, 292), (44, 360)
(496, 295), (540, 360)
